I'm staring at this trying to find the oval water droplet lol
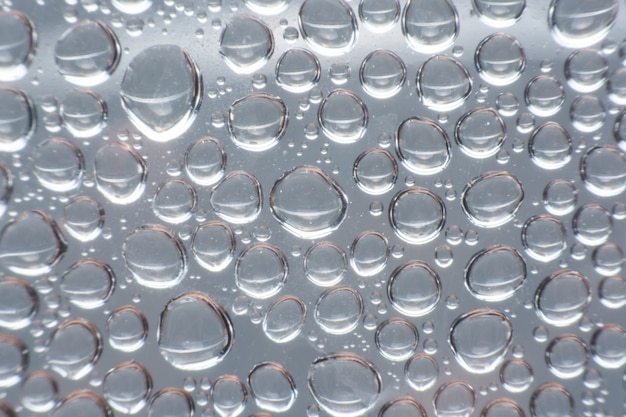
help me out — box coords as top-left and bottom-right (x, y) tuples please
(219, 15), (273, 74)
(62, 196), (104, 242)
(0, 335), (26, 388)
(308, 352), (382, 417)
(314, 286), (363, 335)
(390, 187), (445, 244)
(530, 383), (574, 417)
(522, 215), (566, 262)
(465, 245), (526, 302)
(546, 334), (588, 378)
(462, 171), (523, 228)
(248, 362), (297, 412)
(148, 389), (193, 417)
(32, 138), (84, 192)
(388, 261), (441, 317)
(263, 295), (306, 343)
(591, 324), (626, 369)
(305, 241), (347, 287)
(396, 117), (451, 175)
(60, 90), (107, 138)
(0, 277), (38, 330)
(184, 137), (226, 186)
(500, 359), (533, 393)
(60, 259), (114, 309)
(525, 75), (565, 117)
(475, 33), (525, 86)
(94, 141), (147, 205)
(543, 179), (577, 216)
(528, 122), (572, 170)
(228, 93), (287, 151)
(573, 203), (612, 246)
(359, 50), (406, 98)
(46, 319), (101, 380)
(564, 49), (608, 92)
(433, 381), (475, 417)
(359, 0), (400, 33)
(0, 87), (35, 152)
(299, 0), (358, 56)
(353, 149), (397, 195)
(592, 242), (624, 276)
(0, 11), (35, 81)
(581, 145), (626, 197)
(53, 390), (111, 417)
(235, 243), (288, 299)
(106, 305), (148, 353)
(570, 94), (606, 132)
(318, 89), (368, 143)
(535, 270), (590, 327)
(152, 179), (196, 224)
(549, 0), (618, 48)
(350, 231), (389, 276)
(375, 317), (419, 361)
(211, 171), (262, 224)
(473, 0), (525, 27)
(402, 0), (458, 53)
(20, 371), (58, 413)
(417, 55), (471, 111)
(404, 353), (438, 391)
(380, 397), (426, 417)
(103, 361), (152, 414)
(191, 221), (235, 273)
(455, 107), (506, 158)
(599, 276), (626, 309)
(212, 375), (248, 417)
(275, 48), (321, 93)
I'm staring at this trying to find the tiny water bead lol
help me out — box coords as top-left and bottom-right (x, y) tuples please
(534, 270), (591, 327)
(243, 0), (290, 15)
(433, 380), (475, 417)
(500, 359), (534, 393)
(528, 122), (573, 170)
(404, 353), (439, 391)
(545, 334), (588, 379)
(53, 390), (111, 417)
(570, 94), (606, 133)
(152, 179), (197, 224)
(525, 75), (565, 117)
(374, 317), (418, 361)
(591, 324), (626, 369)
(529, 383), (574, 417)
(564, 49), (608, 92)
(0, 334), (27, 388)
(20, 371), (59, 413)
(580, 145), (626, 197)
(228, 93), (287, 151)
(402, 0), (458, 53)
(60, 259), (115, 309)
(63, 196), (105, 242)
(475, 33), (525, 86)
(521, 215), (567, 262)
(148, 389), (194, 417)
(298, 0), (358, 56)
(353, 149), (398, 195)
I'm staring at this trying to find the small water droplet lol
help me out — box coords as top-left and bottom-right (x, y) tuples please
(565, 49), (608, 92)
(52, 390), (111, 417)
(32, 137), (84, 192)
(191, 221), (235, 273)
(592, 242), (624, 276)
(522, 215), (566, 262)
(304, 241), (347, 287)
(228, 93), (287, 151)
(152, 179), (196, 224)
(0, 277), (38, 330)
(0, 87), (35, 152)
(353, 148), (397, 195)
(0, 11), (36, 82)
(350, 231), (389, 276)
(148, 389), (194, 417)
(525, 75), (564, 117)
(529, 383), (574, 417)
(318, 89), (368, 143)
(375, 317), (418, 361)
(63, 196), (105, 242)
(60, 90), (107, 138)
(591, 324), (626, 369)
(570, 94), (606, 132)
(112, 0), (152, 14)
(528, 122), (573, 169)
(599, 275), (626, 308)
(546, 334), (588, 378)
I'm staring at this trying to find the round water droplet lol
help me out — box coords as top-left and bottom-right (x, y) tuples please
(63, 196), (104, 242)
(308, 352), (382, 417)
(20, 371), (58, 413)
(228, 93), (287, 151)
(461, 171), (523, 228)
(304, 241), (347, 287)
(359, 50), (406, 99)
(599, 276), (626, 308)
(528, 122), (573, 170)
(525, 76), (564, 117)
(455, 107), (506, 158)
(0, 210), (66, 276)
(417, 55), (471, 111)
(359, 0), (400, 33)
(299, 0), (358, 56)
(0, 335), (26, 388)
(94, 141), (147, 205)
(270, 166), (347, 238)
(148, 389), (193, 417)
(353, 149), (397, 195)
(275, 48), (320, 93)
(152, 179), (196, 224)
(219, 15), (273, 74)
(535, 270), (590, 327)
(465, 245), (526, 302)
(0, 11), (35, 81)
(0, 277), (38, 330)
(581, 145), (626, 197)
(318, 89), (368, 143)
(388, 261), (441, 317)
(390, 188), (445, 244)
(522, 215), (566, 262)
(120, 45), (201, 141)
(211, 171), (262, 224)
(123, 225), (186, 289)
(191, 221), (235, 272)
(404, 353), (438, 391)
(243, 0), (289, 15)
(475, 33), (525, 86)
(46, 319), (101, 380)
(529, 383), (574, 417)
(314, 286), (363, 335)
(184, 137), (226, 186)
(543, 179), (577, 216)
(482, 400), (524, 417)
(564, 49), (608, 92)
(55, 20), (120, 86)
(570, 94), (605, 132)
(546, 334), (588, 378)
(112, 0), (152, 14)
(608, 67), (626, 105)
(0, 87), (35, 152)
(396, 117), (450, 175)
(380, 397), (426, 417)
(235, 243), (287, 299)
(158, 292), (233, 370)
(263, 295), (306, 343)
(473, 0), (525, 27)
(592, 242), (624, 276)
(53, 390), (111, 417)
(350, 231), (389, 276)
(60, 259), (114, 309)
(549, 0), (618, 48)
(60, 90), (107, 138)
(500, 359), (533, 393)
(106, 305), (148, 353)
(212, 375), (248, 417)
(433, 381), (475, 417)
(375, 317), (418, 361)
(32, 138), (84, 192)
(591, 324), (626, 369)
(573, 204), (612, 246)
(103, 361), (152, 414)
(402, 0), (458, 53)
(248, 362), (297, 412)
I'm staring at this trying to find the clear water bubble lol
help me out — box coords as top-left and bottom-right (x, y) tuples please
(0, 210), (66, 276)
(120, 45), (201, 141)
(573, 204), (612, 246)
(53, 390), (111, 417)
(359, 50), (406, 99)
(298, 0), (358, 56)
(570, 94), (606, 132)
(546, 334), (588, 378)
(63, 196), (105, 242)
(534, 270), (590, 327)
(525, 75), (565, 117)
(228, 93), (287, 151)
(0, 277), (38, 330)
(243, 0), (289, 15)
(106, 305), (148, 352)
(60, 259), (114, 309)
(592, 242), (624, 276)
(461, 171), (523, 228)
(500, 359), (533, 393)
(359, 0), (400, 33)
(103, 361), (152, 414)
(314, 286), (363, 335)
(380, 397), (426, 417)
(304, 241), (347, 286)
(591, 324), (626, 369)
(433, 381), (475, 417)
(45, 319), (101, 380)
(191, 221), (235, 272)
(599, 276), (626, 308)
(374, 317), (418, 361)
(529, 383), (574, 417)
(212, 375), (248, 417)
(389, 187), (445, 244)
(528, 122), (573, 169)
(472, 0), (525, 27)
(0, 87), (35, 152)
(402, 0), (458, 53)
(0, 334), (26, 388)
(396, 117), (450, 175)
(475, 33), (525, 86)
(94, 141), (147, 205)
(55, 20), (120, 86)
(20, 371), (58, 413)
(465, 245), (526, 302)
(122, 225), (187, 289)
(0, 11), (36, 81)
(318, 89), (368, 143)
(248, 362), (297, 412)
(270, 166), (347, 239)
(111, 0), (152, 14)
(387, 261), (441, 317)
(564, 49), (608, 92)
(549, 0), (618, 48)
(219, 15), (273, 74)
(404, 353), (438, 391)
(455, 107), (506, 158)
(353, 149), (398, 195)
(307, 352), (382, 417)
(152, 179), (196, 224)
(543, 179), (577, 216)
(481, 400), (524, 417)
(607, 67), (626, 105)
(349, 231), (389, 276)
(211, 171), (263, 224)
(580, 145), (626, 197)
(522, 215), (566, 262)
(148, 389), (194, 417)
(235, 243), (288, 299)
(158, 292), (233, 370)
(32, 137), (84, 192)
(60, 90), (107, 138)
(417, 55), (471, 111)
(263, 295), (306, 343)
(275, 48), (321, 93)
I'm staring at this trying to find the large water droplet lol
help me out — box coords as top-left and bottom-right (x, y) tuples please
(152, 179), (196, 224)
(350, 231), (389, 276)
(417, 55), (471, 111)
(465, 245), (526, 302)
(263, 295), (306, 343)
(299, 0), (358, 56)
(591, 324), (626, 369)
(228, 93), (287, 151)
(549, 0), (618, 48)
(473, 0), (525, 27)
(359, 50), (406, 99)
(388, 261), (441, 316)
(103, 361), (152, 414)
(375, 317), (419, 361)
(94, 141), (147, 205)
(529, 383), (574, 417)
(248, 362), (297, 412)
(60, 259), (114, 309)
(275, 48), (321, 93)
(314, 286), (363, 335)
(46, 319), (101, 380)
(20, 371), (58, 413)
(235, 243), (288, 299)
(191, 221), (235, 272)
(0, 277), (38, 329)
(396, 117), (450, 175)
(522, 215), (566, 262)
(390, 187), (445, 244)
(581, 145), (626, 197)
(106, 305), (148, 353)
(318, 89), (368, 143)
(462, 171), (523, 228)
(60, 90), (107, 138)
(211, 171), (262, 224)
(455, 107), (506, 158)
(304, 241), (347, 286)
(0, 87), (35, 152)
(565, 49), (608, 92)
(0, 335), (26, 388)
(0, 11), (35, 81)
(219, 15), (273, 74)
(32, 138), (84, 192)
(599, 276), (626, 309)
(535, 270), (590, 327)
(402, 0), (458, 53)
(184, 137), (226, 186)
(546, 334), (588, 378)
(359, 0), (401, 33)
(570, 94), (606, 132)
(475, 33), (525, 86)
(62, 196), (104, 242)
(433, 381), (475, 417)
(52, 390), (111, 417)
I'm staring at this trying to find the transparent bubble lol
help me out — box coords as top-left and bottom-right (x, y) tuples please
(592, 242), (624, 276)
(529, 383), (574, 417)
(152, 179), (197, 224)
(570, 94), (606, 132)
(380, 397), (426, 417)
(219, 15), (273, 74)
(184, 137), (226, 186)
(0, 277), (38, 330)
(148, 389), (194, 417)
(94, 141), (147, 205)
(53, 390), (111, 417)
(212, 375), (248, 417)
(546, 334), (588, 378)
(350, 230), (389, 276)
(591, 324), (626, 369)
(32, 137), (84, 192)
(528, 122), (572, 169)
(0, 334), (26, 388)
(60, 90), (107, 138)
(353, 149), (398, 195)
(63, 196), (105, 242)
(599, 275), (626, 308)
(500, 359), (533, 393)
(20, 371), (58, 413)
(404, 353), (438, 391)
(191, 221), (235, 272)
(525, 75), (565, 117)
(608, 67), (626, 105)
(396, 117), (450, 175)
(580, 145), (626, 197)
(211, 171), (263, 224)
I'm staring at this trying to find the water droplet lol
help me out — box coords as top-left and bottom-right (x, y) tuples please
(359, 50), (406, 98)
(496, 92), (519, 117)
(433, 381), (475, 417)
(184, 137), (226, 186)
(529, 383), (574, 417)
(191, 221), (235, 272)
(123, 225), (186, 289)
(455, 107), (506, 158)
(46, 319), (101, 380)
(461, 171), (523, 228)
(263, 295), (306, 343)
(94, 141), (147, 205)
(353, 149), (397, 195)
(543, 179), (577, 216)
(475, 33), (525, 86)
(314, 286), (363, 335)
(375, 317), (418, 361)
(525, 76), (565, 117)
(152, 179), (196, 224)
(248, 362), (297, 412)
(549, 0), (618, 48)
(0, 11), (35, 81)
(535, 270), (590, 327)
(0, 334), (26, 388)
(591, 324), (626, 369)
(106, 305), (148, 352)
(472, 0), (525, 27)
(404, 353), (438, 391)
(0, 277), (38, 329)
(235, 243), (287, 299)
(396, 117), (451, 175)
(581, 145), (626, 197)
(308, 352), (382, 417)
(60, 259), (114, 309)
(243, 0), (289, 15)
(417, 55), (471, 111)
(359, 0), (400, 33)
(599, 276), (626, 308)
(299, 0), (358, 56)
(318, 89), (368, 143)
(212, 375), (247, 417)
(573, 204), (612, 245)
(55, 20), (120, 86)
(465, 245), (526, 302)
(60, 90), (106, 138)
(608, 67), (626, 105)
(564, 49), (608, 92)
(270, 166), (347, 238)
(63, 196), (105, 242)
(148, 389), (194, 417)
(390, 188), (445, 244)
(0, 87), (35, 152)
(304, 241), (347, 287)
(528, 122), (573, 169)
(500, 359), (533, 393)
(522, 215), (566, 262)
(275, 48), (320, 93)
(592, 242), (624, 275)
(103, 361), (152, 414)
(219, 15), (273, 74)
(570, 94), (606, 132)
(112, 0), (152, 14)
(32, 137), (84, 192)
(211, 171), (262, 224)
(380, 397), (426, 417)
(402, 0), (458, 53)
(20, 371), (58, 413)
(350, 231), (389, 276)
(388, 261), (441, 316)
(53, 390), (111, 417)
(120, 45), (201, 141)
(546, 334), (588, 378)
(228, 93), (287, 151)
(158, 292), (233, 370)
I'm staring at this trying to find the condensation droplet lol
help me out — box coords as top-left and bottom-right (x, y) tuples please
(299, 0), (358, 56)
(0, 87), (35, 152)
(275, 48), (320, 93)
(359, 0), (400, 33)
(20, 371), (58, 413)
(46, 319), (101, 380)
(148, 389), (193, 417)
(60, 259), (114, 309)
(350, 231), (389, 276)
(570, 94), (606, 132)
(219, 15), (273, 74)
(472, 0), (525, 27)
(522, 215), (566, 262)
(525, 76), (564, 117)
(263, 295), (306, 343)
(402, 0), (458, 53)
(94, 141), (147, 205)
(379, 397), (426, 417)
(543, 179), (577, 216)
(106, 305), (148, 352)
(304, 241), (347, 287)
(573, 204), (612, 246)
(248, 362), (297, 412)
(529, 383), (574, 417)
(0, 277), (38, 330)
(191, 221), (235, 272)
(417, 55), (471, 111)
(103, 361), (152, 414)
(465, 245), (526, 302)
(546, 334), (588, 378)
(528, 122), (572, 170)
(455, 107), (506, 158)
(375, 317), (418, 361)
(184, 137), (226, 186)
(228, 93), (287, 151)
(318, 89), (368, 143)
(475, 33), (525, 86)
(591, 324), (626, 369)
(235, 243), (288, 299)
(0, 11), (36, 81)
(52, 390), (111, 417)
(404, 353), (438, 391)
(314, 286), (363, 335)
(390, 188), (445, 244)
(212, 375), (247, 417)
(359, 50), (406, 99)
(152, 179), (196, 224)
(32, 137), (84, 192)
(433, 381), (475, 417)
(549, 0), (618, 48)
(461, 171), (523, 228)
(60, 90), (107, 138)
(599, 276), (626, 308)
(580, 145), (626, 197)
(63, 196), (105, 242)
(388, 261), (441, 317)
(243, 0), (289, 15)
(500, 359), (533, 393)
(535, 270), (590, 327)
(564, 49), (608, 92)
(396, 117), (450, 175)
